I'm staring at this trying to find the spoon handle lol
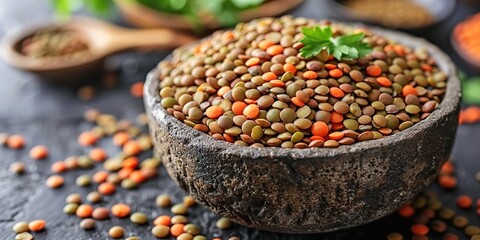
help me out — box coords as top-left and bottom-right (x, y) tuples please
(112, 28), (197, 51)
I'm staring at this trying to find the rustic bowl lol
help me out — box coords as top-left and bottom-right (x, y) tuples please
(114, 0), (303, 31)
(144, 26), (461, 233)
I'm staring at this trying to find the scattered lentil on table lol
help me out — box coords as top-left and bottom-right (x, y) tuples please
(156, 16), (447, 149)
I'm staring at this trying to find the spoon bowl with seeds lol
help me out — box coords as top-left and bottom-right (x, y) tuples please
(0, 17), (197, 84)
(144, 16), (461, 233)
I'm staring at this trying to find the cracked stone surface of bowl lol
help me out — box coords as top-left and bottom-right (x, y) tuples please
(144, 24), (461, 233)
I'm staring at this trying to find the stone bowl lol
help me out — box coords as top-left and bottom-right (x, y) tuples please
(143, 26), (461, 233)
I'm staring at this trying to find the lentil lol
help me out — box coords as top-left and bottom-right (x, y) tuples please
(63, 203), (79, 214)
(130, 212), (148, 225)
(157, 17), (447, 149)
(152, 225), (170, 238)
(109, 226), (125, 238)
(92, 207), (109, 220)
(79, 218), (96, 230)
(12, 222), (29, 233)
(216, 217), (233, 229)
(28, 220), (46, 232)
(15, 232), (33, 240)
(111, 203), (131, 218)
(9, 162), (25, 174)
(46, 175), (64, 188)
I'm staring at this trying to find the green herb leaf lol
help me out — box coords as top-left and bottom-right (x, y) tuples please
(299, 26), (372, 60)
(463, 77), (480, 104)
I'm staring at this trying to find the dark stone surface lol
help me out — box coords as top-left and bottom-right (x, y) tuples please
(0, 0), (479, 239)
(144, 25), (461, 233)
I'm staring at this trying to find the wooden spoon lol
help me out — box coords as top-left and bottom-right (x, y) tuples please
(0, 17), (197, 83)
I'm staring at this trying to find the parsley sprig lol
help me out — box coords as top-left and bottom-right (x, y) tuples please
(299, 26), (372, 60)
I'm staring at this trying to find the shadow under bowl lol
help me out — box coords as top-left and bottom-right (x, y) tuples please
(143, 26), (461, 233)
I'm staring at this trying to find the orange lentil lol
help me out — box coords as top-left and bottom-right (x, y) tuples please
(393, 45), (406, 56)
(411, 224), (429, 235)
(141, 168), (157, 179)
(377, 77), (392, 87)
(51, 161), (67, 173)
(402, 85), (418, 96)
(258, 40), (274, 50)
(329, 68), (343, 78)
(46, 175), (64, 188)
(113, 132), (130, 146)
(154, 215), (171, 226)
(262, 72), (277, 81)
(311, 122), (329, 137)
(76, 204), (94, 218)
(223, 134), (235, 143)
(122, 157), (139, 169)
(98, 182), (116, 195)
(330, 112), (344, 124)
(331, 123), (344, 131)
(89, 148), (107, 162)
(303, 71), (318, 79)
(310, 136), (325, 141)
(325, 63), (337, 70)
(266, 45), (284, 55)
(28, 220), (46, 232)
(111, 203), (131, 218)
(283, 63), (296, 74)
(122, 140), (142, 156)
(440, 161), (454, 175)
(129, 170), (147, 184)
(270, 80), (285, 87)
(217, 86), (231, 97)
(328, 132), (344, 140)
(118, 168), (134, 179)
(6, 134), (25, 149)
(244, 99), (257, 104)
(454, 13), (480, 61)
(243, 104), (260, 119)
(222, 31), (234, 42)
(78, 131), (97, 146)
(93, 171), (109, 183)
(398, 204), (415, 218)
(194, 124), (208, 132)
(459, 106), (480, 125)
(421, 64), (432, 72)
(29, 145), (48, 159)
(232, 102), (247, 115)
(245, 57), (260, 67)
(206, 106), (224, 119)
(291, 97), (305, 107)
(330, 87), (345, 98)
(366, 65), (382, 77)
(130, 82), (144, 98)
(456, 195), (473, 209)
(170, 223), (185, 237)
(438, 175), (457, 190)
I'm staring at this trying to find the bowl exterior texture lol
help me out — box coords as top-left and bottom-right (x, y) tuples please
(144, 26), (460, 233)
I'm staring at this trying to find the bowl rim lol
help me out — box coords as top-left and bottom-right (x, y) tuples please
(144, 23), (461, 160)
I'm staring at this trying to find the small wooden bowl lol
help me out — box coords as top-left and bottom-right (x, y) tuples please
(114, 0), (303, 31)
(144, 25), (461, 233)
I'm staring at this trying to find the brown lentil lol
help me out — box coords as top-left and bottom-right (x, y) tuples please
(216, 217), (233, 229)
(9, 162), (26, 174)
(79, 218), (96, 230)
(92, 207), (109, 220)
(109, 226), (125, 238)
(156, 17), (447, 148)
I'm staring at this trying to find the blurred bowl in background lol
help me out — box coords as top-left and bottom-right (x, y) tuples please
(328, 0), (456, 29)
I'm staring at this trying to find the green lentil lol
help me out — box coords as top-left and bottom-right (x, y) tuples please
(63, 203), (79, 214)
(193, 235), (207, 240)
(291, 132), (304, 143)
(465, 226), (480, 236)
(156, 194), (172, 208)
(77, 156), (93, 168)
(125, 237), (141, 240)
(177, 233), (194, 240)
(184, 223), (201, 235)
(171, 215), (188, 224)
(216, 217), (233, 229)
(171, 203), (188, 215)
(76, 174), (91, 187)
(121, 179), (138, 189)
(251, 126), (264, 141)
(130, 212), (148, 225)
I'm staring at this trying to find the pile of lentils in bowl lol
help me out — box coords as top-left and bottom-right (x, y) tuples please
(156, 16), (448, 148)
